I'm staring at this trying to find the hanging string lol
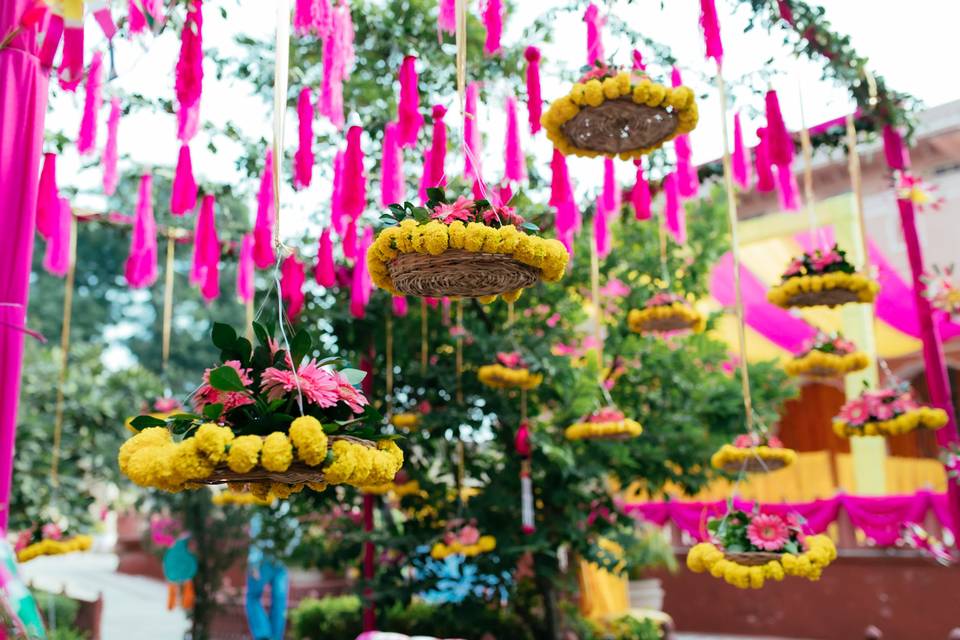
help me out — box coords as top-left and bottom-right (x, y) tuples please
(589, 224), (603, 373)
(50, 215), (77, 488)
(507, 301), (515, 326)
(245, 297), (255, 343)
(716, 66), (755, 434)
(454, 0), (467, 109)
(271, 0), (291, 251)
(385, 314), (394, 416)
(161, 233), (175, 375)
(420, 298), (428, 374)
(656, 205), (670, 286)
(797, 86), (825, 249)
(846, 113), (871, 274)
(456, 300), (464, 404)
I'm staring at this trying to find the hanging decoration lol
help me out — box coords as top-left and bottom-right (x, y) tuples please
(503, 96), (524, 183)
(662, 171), (685, 245)
(630, 159), (651, 221)
(627, 292), (704, 334)
(463, 82), (482, 183)
(170, 144), (198, 216)
(833, 384), (948, 438)
(368, 187), (569, 301)
(583, 3), (604, 66)
(15, 523), (93, 563)
(397, 55), (424, 148)
(189, 194), (220, 302)
(425, 105), (448, 190)
(549, 149), (579, 253)
(318, 0), (355, 129)
(430, 523), (497, 559)
(341, 125), (367, 259)
(43, 198), (72, 277)
(125, 173), (159, 288)
(380, 121), (404, 206)
(437, 0), (456, 35)
(129, 0), (162, 34)
(120, 323), (403, 497)
(350, 227), (374, 318)
(76, 51), (103, 156)
(542, 65), (698, 160)
(711, 433), (797, 474)
(281, 253), (307, 320)
(103, 98), (121, 196)
(315, 228), (337, 287)
(477, 352), (542, 390)
(698, 0), (724, 64)
(36, 152), (59, 241)
(784, 332), (869, 379)
(237, 233), (255, 303)
(731, 112), (751, 190)
(293, 0), (332, 37)
(253, 150), (276, 268)
(764, 89), (800, 211)
(565, 407), (642, 441)
(175, 0), (204, 143)
(686, 506), (836, 589)
(294, 87), (315, 190)
(671, 67), (699, 199)
(767, 244), (879, 308)
(481, 0), (503, 56)
(524, 46), (542, 135)
(516, 420), (535, 534)
(754, 127), (775, 192)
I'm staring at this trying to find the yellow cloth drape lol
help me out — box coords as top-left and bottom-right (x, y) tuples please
(578, 540), (629, 621)
(835, 453), (946, 494)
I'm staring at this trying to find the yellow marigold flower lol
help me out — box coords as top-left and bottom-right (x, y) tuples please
(249, 482), (272, 500)
(261, 432), (293, 472)
(632, 80), (651, 104)
(194, 423), (234, 464)
(119, 427), (171, 473)
(228, 435), (263, 473)
(569, 83), (587, 105)
(172, 438), (215, 482)
(290, 416), (328, 466)
(615, 71), (631, 95)
(498, 225), (521, 253)
(602, 77), (620, 99)
(464, 222), (487, 252)
(374, 227), (400, 260)
(645, 83), (667, 107)
(583, 79), (604, 107)
(668, 86), (693, 111)
(378, 439), (404, 476)
(478, 536), (496, 552)
(447, 220), (466, 249)
(502, 289), (522, 303)
(270, 482), (296, 499)
(307, 481), (327, 493)
(477, 294), (497, 304)
(396, 219), (419, 253)
(421, 220), (449, 256)
(323, 440), (356, 484)
(346, 444), (374, 485)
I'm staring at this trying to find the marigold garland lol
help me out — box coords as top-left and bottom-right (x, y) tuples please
(430, 535), (497, 560)
(833, 405), (948, 438)
(785, 350), (869, 378)
(686, 534), (837, 589)
(565, 408), (642, 441)
(711, 444), (796, 473)
(542, 67), (698, 159)
(627, 293), (704, 334)
(768, 245), (878, 308)
(477, 364), (543, 390)
(17, 535), (93, 563)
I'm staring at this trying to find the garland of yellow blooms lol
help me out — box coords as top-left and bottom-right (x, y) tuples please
(477, 364), (543, 390)
(541, 71), (698, 159)
(766, 272), (879, 308)
(686, 535), (837, 589)
(366, 221), (570, 303)
(833, 406), (948, 438)
(626, 303), (705, 334)
(17, 535), (93, 563)
(211, 490), (274, 506)
(430, 535), (497, 560)
(118, 417), (403, 499)
(564, 417), (642, 441)
(710, 444), (797, 471)
(784, 350), (869, 378)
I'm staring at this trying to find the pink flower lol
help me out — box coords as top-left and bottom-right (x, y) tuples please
(783, 257), (806, 277)
(458, 525), (480, 546)
(431, 196), (474, 224)
(193, 361), (255, 413)
(811, 250), (842, 272)
(785, 512), (805, 530)
(600, 278), (630, 299)
(839, 398), (870, 426)
(482, 206), (524, 227)
(261, 359), (340, 408)
(497, 351), (524, 369)
(41, 523), (62, 540)
(418, 400), (432, 415)
(546, 313), (561, 328)
(866, 395), (895, 421)
(646, 292), (683, 308)
(14, 531), (31, 552)
(589, 407), (625, 423)
(336, 372), (369, 414)
(746, 513), (790, 551)
(767, 435), (784, 448)
(733, 434), (757, 448)
(153, 397), (181, 412)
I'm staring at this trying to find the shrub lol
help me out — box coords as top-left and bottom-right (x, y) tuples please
(291, 595), (363, 640)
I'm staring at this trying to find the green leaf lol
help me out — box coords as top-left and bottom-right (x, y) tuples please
(290, 330), (312, 366)
(411, 207), (430, 223)
(252, 321), (270, 347)
(130, 415), (167, 430)
(211, 322), (238, 351)
(339, 368), (367, 386)
(169, 413), (201, 421)
(208, 365), (248, 392)
(235, 338), (253, 366)
(425, 187), (446, 203)
(521, 222), (540, 232)
(388, 204), (406, 217)
(202, 403), (224, 421)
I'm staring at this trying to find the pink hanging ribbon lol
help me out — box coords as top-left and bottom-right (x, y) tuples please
(315, 228), (337, 287)
(764, 90), (794, 167)
(663, 172), (686, 245)
(236, 232), (255, 303)
(776, 165), (801, 212)
(380, 121), (404, 206)
(190, 194), (220, 302)
(504, 97), (524, 183)
(392, 296), (408, 317)
(88, 0), (117, 39)
(128, 0), (162, 34)
(77, 51), (104, 156)
(175, 0), (204, 143)
(883, 125), (909, 171)
(253, 150), (276, 269)
(341, 126), (367, 254)
(583, 3), (604, 65)
(294, 87), (315, 190)
(36, 153), (59, 240)
(397, 55), (424, 148)
(170, 144), (198, 216)
(280, 254), (306, 320)
(103, 98), (121, 196)
(754, 127), (775, 193)
(43, 198), (72, 277)
(482, 0), (503, 56)
(599, 157), (619, 217)
(319, 2), (355, 129)
(426, 106), (447, 190)
(632, 48), (646, 71)
(331, 150), (346, 235)
(294, 0), (332, 37)
(593, 208), (609, 258)
(631, 159), (651, 221)
(698, 0), (724, 65)
(732, 112), (752, 190)
(125, 174), (159, 288)
(524, 46), (542, 135)
(463, 82), (482, 182)
(670, 68), (699, 199)
(58, 22), (83, 92)
(550, 149), (579, 254)
(350, 227), (374, 318)
(437, 0), (456, 35)
(39, 13), (64, 70)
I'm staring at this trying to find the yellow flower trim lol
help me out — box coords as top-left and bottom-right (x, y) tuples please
(686, 535), (837, 589)
(542, 71), (698, 159)
(627, 304), (705, 334)
(477, 364), (543, 390)
(367, 223), (570, 297)
(833, 406), (948, 438)
(17, 535), (93, 563)
(359, 479), (426, 498)
(564, 419), (643, 441)
(430, 535), (497, 560)
(119, 424), (401, 495)
(710, 445), (797, 471)
(767, 272), (879, 308)
(212, 490), (274, 506)
(784, 350), (869, 378)
(390, 413), (421, 431)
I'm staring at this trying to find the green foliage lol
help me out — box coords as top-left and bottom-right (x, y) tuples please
(290, 595), (364, 640)
(45, 628), (89, 640)
(623, 525), (677, 580)
(31, 589), (81, 634)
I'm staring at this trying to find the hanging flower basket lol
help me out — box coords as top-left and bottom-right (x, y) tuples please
(686, 506), (837, 589)
(390, 412), (422, 431)
(565, 407), (642, 441)
(711, 433), (797, 474)
(542, 64), (698, 160)
(15, 523), (92, 563)
(120, 322), (403, 498)
(368, 188), (569, 301)
(767, 244), (878, 308)
(833, 385), (948, 438)
(478, 352), (543, 390)
(430, 524), (497, 560)
(785, 332), (868, 378)
(627, 292), (704, 334)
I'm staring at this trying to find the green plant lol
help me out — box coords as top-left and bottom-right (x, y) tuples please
(624, 526), (677, 581)
(291, 595), (363, 640)
(45, 628), (89, 640)
(30, 589), (80, 635)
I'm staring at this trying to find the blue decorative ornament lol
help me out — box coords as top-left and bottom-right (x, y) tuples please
(162, 538), (198, 584)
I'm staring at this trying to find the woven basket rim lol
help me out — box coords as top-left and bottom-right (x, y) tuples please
(721, 456), (788, 474)
(785, 287), (861, 308)
(723, 551), (782, 566)
(559, 98), (678, 154)
(631, 314), (699, 333)
(388, 249), (540, 298)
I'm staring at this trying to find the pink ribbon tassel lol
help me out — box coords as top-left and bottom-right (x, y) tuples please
(397, 55), (424, 148)
(253, 150), (276, 268)
(631, 159), (651, 221)
(175, 0), (204, 143)
(170, 144), (198, 216)
(698, 0), (724, 65)
(341, 126), (367, 222)
(754, 127), (775, 193)
(437, 0), (456, 35)
(524, 46), (542, 135)
(36, 153), (59, 240)
(349, 227), (374, 318)
(39, 14), (64, 69)
(504, 97), (524, 183)
(764, 89), (794, 168)
(58, 25), (84, 92)
(43, 198), (72, 277)
(663, 172), (686, 245)
(294, 87), (315, 190)
(482, 0), (503, 56)
(125, 174), (159, 288)
(463, 82), (482, 182)
(315, 228), (336, 288)
(426, 106), (447, 190)
(583, 3), (605, 65)
(380, 121), (404, 207)
(103, 98), (122, 196)
(77, 52), (104, 156)
(331, 150), (346, 235)
(732, 112), (752, 190)
(392, 296), (408, 317)
(281, 254), (307, 320)
(190, 194), (220, 301)
(319, 2), (355, 129)
(237, 233), (255, 303)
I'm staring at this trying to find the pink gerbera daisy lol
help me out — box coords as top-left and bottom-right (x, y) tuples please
(431, 196), (474, 224)
(839, 399), (870, 426)
(193, 360), (255, 413)
(336, 373), (370, 414)
(746, 513), (790, 551)
(261, 359), (340, 408)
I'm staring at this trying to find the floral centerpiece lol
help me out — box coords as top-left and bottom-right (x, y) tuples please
(686, 506), (837, 589)
(430, 522), (497, 560)
(832, 384), (948, 437)
(627, 292), (704, 334)
(15, 521), (93, 563)
(767, 244), (878, 308)
(367, 187), (569, 301)
(477, 351), (543, 390)
(711, 432), (797, 474)
(565, 407), (642, 441)
(784, 332), (869, 378)
(542, 63), (698, 159)
(119, 322), (403, 499)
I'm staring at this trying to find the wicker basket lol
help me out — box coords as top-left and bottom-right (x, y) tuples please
(785, 288), (859, 308)
(798, 365), (844, 378)
(388, 249), (540, 298)
(721, 457), (789, 474)
(634, 315), (697, 333)
(723, 551), (782, 566)
(559, 99), (678, 155)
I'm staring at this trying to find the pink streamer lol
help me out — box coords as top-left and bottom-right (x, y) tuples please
(175, 0), (203, 143)
(392, 296), (408, 317)
(36, 152), (59, 240)
(236, 232), (255, 303)
(764, 89), (794, 167)
(754, 127), (775, 193)
(190, 194), (220, 302)
(662, 172), (685, 245)
(341, 125), (367, 221)
(294, 87), (315, 190)
(102, 98), (121, 196)
(463, 82), (482, 182)
(418, 150), (432, 204)
(731, 112), (751, 190)
(124, 174), (158, 288)
(593, 207), (609, 258)
(882, 125), (909, 171)
(583, 3), (604, 65)
(524, 46), (542, 135)
(631, 48), (646, 71)
(77, 51), (103, 156)
(426, 105), (447, 189)
(503, 97), (524, 183)
(775, 164), (800, 212)
(43, 197), (71, 277)
(397, 55), (423, 148)
(342, 220), (358, 261)
(294, 0), (330, 36)
(698, 0), (723, 65)
(331, 149), (345, 235)
(39, 13), (63, 69)
(315, 228), (336, 287)
(253, 150), (276, 269)
(280, 254), (306, 320)
(555, 201), (578, 256)
(380, 121), (404, 206)
(599, 157), (619, 216)
(128, 0), (162, 34)
(319, 2), (354, 129)
(58, 25), (83, 91)
(437, 0), (455, 34)
(170, 144), (198, 216)
(350, 227), (373, 318)
(549, 148), (572, 207)
(630, 159), (651, 221)
(674, 134), (698, 199)
(482, 0), (503, 56)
